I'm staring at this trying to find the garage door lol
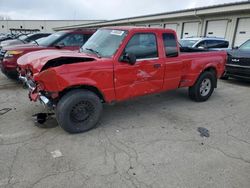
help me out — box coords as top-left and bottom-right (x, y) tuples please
(164, 23), (178, 31)
(234, 18), (250, 47)
(135, 24), (148, 27)
(182, 22), (199, 38)
(206, 20), (228, 38)
(149, 24), (163, 28)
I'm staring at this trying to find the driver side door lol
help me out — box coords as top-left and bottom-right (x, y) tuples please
(114, 32), (165, 101)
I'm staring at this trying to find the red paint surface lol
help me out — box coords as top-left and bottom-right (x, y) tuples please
(18, 27), (227, 103)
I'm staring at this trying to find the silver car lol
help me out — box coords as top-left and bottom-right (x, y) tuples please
(179, 37), (229, 50)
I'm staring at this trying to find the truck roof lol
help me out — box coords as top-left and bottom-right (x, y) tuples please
(102, 26), (175, 33)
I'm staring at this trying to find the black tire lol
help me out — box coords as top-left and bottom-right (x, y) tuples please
(188, 71), (216, 102)
(56, 89), (103, 133)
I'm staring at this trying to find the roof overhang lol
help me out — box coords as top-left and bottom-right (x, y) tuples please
(54, 1), (250, 31)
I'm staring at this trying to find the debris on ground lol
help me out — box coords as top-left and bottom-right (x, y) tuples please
(32, 113), (54, 124)
(0, 108), (12, 116)
(51, 150), (63, 158)
(197, 127), (210, 138)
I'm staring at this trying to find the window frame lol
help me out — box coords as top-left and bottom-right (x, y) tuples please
(122, 32), (159, 62)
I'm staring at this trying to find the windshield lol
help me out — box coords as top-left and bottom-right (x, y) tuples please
(30, 37), (46, 45)
(179, 39), (199, 47)
(81, 29), (128, 58)
(239, 40), (250, 50)
(37, 31), (66, 46)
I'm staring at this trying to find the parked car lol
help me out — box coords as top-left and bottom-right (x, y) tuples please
(0, 33), (22, 43)
(179, 37), (229, 50)
(18, 27), (227, 133)
(223, 39), (250, 80)
(0, 33), (51, 48)
(0, 29), (95, 79)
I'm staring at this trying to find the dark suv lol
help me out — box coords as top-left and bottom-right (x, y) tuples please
(179, 37), (229, 50)
(223, 39), (250, 80)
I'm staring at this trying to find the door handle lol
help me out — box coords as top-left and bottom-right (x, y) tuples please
(153, 64), (161, 69)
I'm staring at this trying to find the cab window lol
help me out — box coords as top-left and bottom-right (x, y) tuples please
(124, 33), (158, 59)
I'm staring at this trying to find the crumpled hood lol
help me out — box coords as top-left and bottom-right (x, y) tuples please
(17, 49), (97, 74)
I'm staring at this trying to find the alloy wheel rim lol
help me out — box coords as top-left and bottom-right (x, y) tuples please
(200, 78), (211, 97)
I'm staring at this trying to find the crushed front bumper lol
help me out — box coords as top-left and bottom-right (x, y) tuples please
(19, 74), (54, 108)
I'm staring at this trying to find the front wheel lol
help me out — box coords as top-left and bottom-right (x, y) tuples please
(188, 71), (216, 102)
(56, 89), (103, 133)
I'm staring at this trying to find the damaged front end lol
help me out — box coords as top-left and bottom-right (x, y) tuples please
(17, 50), (97, 109)
(18, 69), (56, 109)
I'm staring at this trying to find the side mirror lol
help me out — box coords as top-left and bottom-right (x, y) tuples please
(55, 43), (65, 49)
(233, 46), (239, 50)
(120, 53), (136, 65)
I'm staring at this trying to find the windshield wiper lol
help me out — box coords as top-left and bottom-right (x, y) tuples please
(32, 40), (39, 46)
(85, 48), (101, 58)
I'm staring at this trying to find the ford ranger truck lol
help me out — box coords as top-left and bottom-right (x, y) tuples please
(18, 27), (226, 133)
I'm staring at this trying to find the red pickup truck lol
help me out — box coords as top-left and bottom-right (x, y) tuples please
(0, 29), (95, 79)
(18, 27), (226, 133)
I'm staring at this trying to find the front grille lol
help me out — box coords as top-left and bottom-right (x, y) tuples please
(227, 56), (250, 67)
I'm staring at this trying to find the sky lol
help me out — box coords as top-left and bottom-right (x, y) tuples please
(0, 0), (247, 20)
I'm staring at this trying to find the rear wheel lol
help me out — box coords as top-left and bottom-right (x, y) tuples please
(189, 71), (216, 102)
(56, 89), (103, 133)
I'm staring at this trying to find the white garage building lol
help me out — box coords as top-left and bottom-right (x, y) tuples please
(0, 20), (103, 34)
(54, 1), (250, 47)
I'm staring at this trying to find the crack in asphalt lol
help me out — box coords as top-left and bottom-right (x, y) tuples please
(6, 144), (24, 186)
(0, 130), (49, 146)
(100, 128), (152, 188)
(226, 129), (250, 145)
(209, 146), (250, 165)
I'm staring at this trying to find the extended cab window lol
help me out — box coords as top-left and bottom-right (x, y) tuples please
(163, 33), (178, 57)
(124, 33), (158, 59)
(57, 34), (84, 46)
